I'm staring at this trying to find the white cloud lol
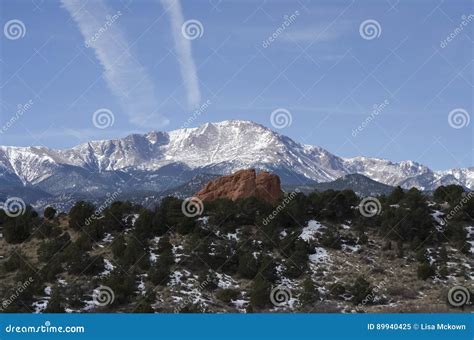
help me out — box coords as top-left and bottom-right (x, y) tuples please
(61, 0), (168, 127)
(160, 0), (201, 109)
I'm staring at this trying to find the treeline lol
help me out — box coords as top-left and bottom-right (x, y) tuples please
(0, 184), (472, 312)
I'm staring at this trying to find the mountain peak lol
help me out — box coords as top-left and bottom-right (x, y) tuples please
(0, 120), (472, 195)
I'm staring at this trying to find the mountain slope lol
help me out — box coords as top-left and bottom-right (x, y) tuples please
(0, 120), (471, 206)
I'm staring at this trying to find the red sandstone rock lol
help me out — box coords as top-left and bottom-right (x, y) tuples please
(195, 169), (283, 205)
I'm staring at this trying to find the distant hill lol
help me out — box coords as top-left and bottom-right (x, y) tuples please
(284, 174), (395, 196)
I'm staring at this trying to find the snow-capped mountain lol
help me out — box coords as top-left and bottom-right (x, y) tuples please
(0, 120), (472, 204)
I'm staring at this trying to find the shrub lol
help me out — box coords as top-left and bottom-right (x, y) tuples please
(44, 207), (57, 220)
(250, 276), (271, 309)
(216, 288), (240, 304)
(351, 276), (372, 305)
(417, 263), (435, 280)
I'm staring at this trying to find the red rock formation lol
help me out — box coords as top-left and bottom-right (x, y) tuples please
(195, 169), (283, 205)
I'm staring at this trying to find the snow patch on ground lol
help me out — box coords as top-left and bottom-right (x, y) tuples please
(300, 220), (324, 241)
(216, 272), (239, 289)
(32, 299), (49, 313)
(226, 229), (240, 241)
(102, 233), (114, 243)
(100, 259), (115, 277)
(342, 244), (361, 253)
(309, 247), (330, 264)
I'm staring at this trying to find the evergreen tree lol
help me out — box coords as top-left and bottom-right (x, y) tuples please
(44, 286), (66, 313)
(250, 276), (271, 309)
(238, 252), (259, 279)
(300, 277), (319, 305)
(44, 206), (57, 220)
(69, 201), (96, 230)
(351, 276), (372, 305)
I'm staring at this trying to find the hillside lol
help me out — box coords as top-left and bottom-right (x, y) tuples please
(0, 183), (472, 314)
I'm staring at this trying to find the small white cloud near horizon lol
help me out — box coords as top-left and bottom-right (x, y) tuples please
(160, 0), (202, 109)
(61, 0), (169, 128)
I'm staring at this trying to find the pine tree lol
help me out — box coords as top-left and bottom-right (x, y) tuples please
(250, 276), (271, 309)
(300, 277), (318, 305)
(44, 206), (57, 220)
(44, 286), (66, 313)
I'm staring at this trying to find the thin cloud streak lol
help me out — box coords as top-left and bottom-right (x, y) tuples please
(61, 0), (168, 127)
(160, 0), (201, 109)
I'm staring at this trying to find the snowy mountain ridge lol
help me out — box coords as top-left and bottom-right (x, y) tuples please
(0, 120), (472, 194)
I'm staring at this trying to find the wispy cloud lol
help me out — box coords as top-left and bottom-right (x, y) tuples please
(61, 0), (168, 127)
(160, 0), (201, 109)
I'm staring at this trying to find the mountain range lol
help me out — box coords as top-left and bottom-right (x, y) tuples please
(0, 120), (472, 210)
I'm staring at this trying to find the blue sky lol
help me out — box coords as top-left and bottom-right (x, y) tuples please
(0, 0), (472, 170)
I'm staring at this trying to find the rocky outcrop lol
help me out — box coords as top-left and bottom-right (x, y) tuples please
(195, 169), (283, 204)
